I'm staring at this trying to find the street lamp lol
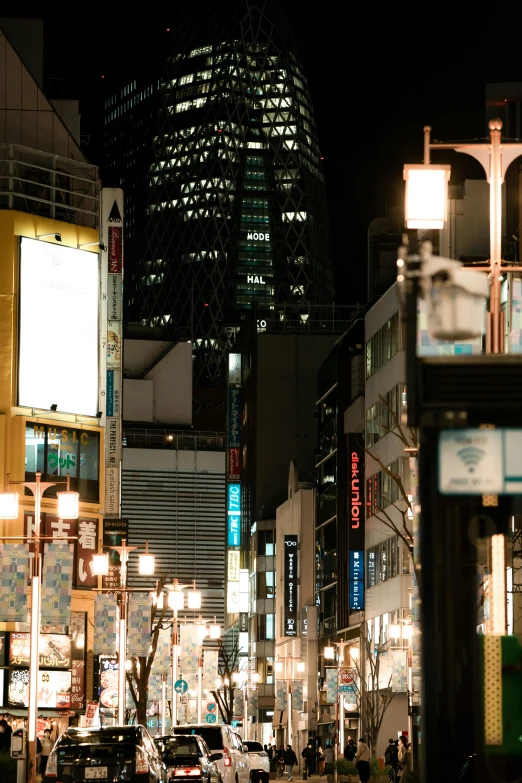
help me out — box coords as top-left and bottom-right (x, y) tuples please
(0, 471), (78, 783)
(162, 580), (201, 727)
(91, 538), (156, 724)
(274, 655), (304, 748)
(324, 641), (358, 775)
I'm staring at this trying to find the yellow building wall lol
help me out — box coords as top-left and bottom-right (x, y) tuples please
(0, 210), (104, 710)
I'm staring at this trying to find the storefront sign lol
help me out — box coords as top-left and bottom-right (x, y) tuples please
(227, 484), (241, 547)
(105, 466), (120, 517)
(348, 433), (365, 611)
(106, 370), (122, 417)
(106, 417), (121, 465)
(228, 550), (240, 582)
(228, 354), (242, 384)
(228, 447), (241, 481)
(284, 535), (298, 637)
(107, 321), (122, 368)
(228, 388), (241, 448)
(108, 225), (123, 273)
(102, 518), (128, 590)
(227, 582), (240, 613)
(349, 551), (364, 611)
(77, 517), (99, 588)
(108, 274), (122, 320)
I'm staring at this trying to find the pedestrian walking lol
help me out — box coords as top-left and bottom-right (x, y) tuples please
(278, 744), (286, 761)
(322, 744), (334, 772)
(283, 744), (298, 781)
(397, 736), (412, 782)
(302, 742), (315, 776)
(316, 745), (325, 777)
(268, 744), (274, 761)
(384, 738), (399, 776)
(343, 739), (356, 762)
(354, 737), (370, 783)
(40, 729), (54, 777)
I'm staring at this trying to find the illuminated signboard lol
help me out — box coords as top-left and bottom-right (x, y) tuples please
(227, 581), (240, 613)
(246, 231), (270, 241)
(228, 388), (241, 448)
(18, 237), (99, 415)
(11, 632), (72, 668)
(228, 550), (240, 582)
(246, 275), (266, 284)
(284, 535), (298, 636)
(349, 551), (364, 611)
(8, 669), (72, 708)
(348, 433), (365, 611)
(227, 484), (241, 547)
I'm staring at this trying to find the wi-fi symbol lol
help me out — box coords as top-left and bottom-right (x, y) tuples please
(457, 446), (485, 473)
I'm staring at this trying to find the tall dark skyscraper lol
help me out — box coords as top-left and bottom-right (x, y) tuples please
(104, 0), (334, 385)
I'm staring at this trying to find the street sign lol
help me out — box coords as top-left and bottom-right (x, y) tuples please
(206, 702), (217, 713)
(338, 667), (357, 693)
(206, 714), (217, 724)
(439, 427), (522, 495)
(174, 679), (188, 694)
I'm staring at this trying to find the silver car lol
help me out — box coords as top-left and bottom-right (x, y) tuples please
(243, 741), (270, 783)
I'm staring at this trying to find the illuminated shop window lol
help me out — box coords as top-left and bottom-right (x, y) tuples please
(25, 423), (100, 502)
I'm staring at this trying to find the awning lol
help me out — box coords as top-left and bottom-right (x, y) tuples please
(272, 710), (288, 727)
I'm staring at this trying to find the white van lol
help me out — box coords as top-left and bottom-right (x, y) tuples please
(172, 725), (251, 783)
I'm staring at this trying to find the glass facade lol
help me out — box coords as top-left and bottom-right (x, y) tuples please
(104, 1), (334, 385)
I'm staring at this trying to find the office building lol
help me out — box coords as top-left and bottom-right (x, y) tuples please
(104, 0), (335, 385)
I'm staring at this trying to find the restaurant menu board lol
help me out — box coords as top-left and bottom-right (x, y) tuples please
(10, 633), (71, 668)
(98, 657), (119, 709)
(8, 669), (72, 708)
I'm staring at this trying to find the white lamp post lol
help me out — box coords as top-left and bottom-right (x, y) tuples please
(324, 641), (355, 777)
(0, 472), (78, 783)
(165, 580), (201, 727)
(91, 539), (156, 725)
(275, 656), (303, 748)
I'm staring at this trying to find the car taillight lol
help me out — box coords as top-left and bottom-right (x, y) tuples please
(223, 748), (232, 767)
(45, 751), (58, 777)
(174, 768), (202, 776)
(136, 746), (149, 775)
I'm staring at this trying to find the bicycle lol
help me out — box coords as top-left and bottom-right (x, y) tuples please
(275, 760), (285, 779)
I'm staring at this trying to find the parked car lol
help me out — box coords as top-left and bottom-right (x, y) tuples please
(154, 734), (220, 782)
(43, 724), (168, 782)
(171, 725), (250, 783)
(243, 741), (269, 783)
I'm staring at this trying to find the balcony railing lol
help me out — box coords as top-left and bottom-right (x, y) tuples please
(123, 428), (225, 451)
(0, 143), (100, 228)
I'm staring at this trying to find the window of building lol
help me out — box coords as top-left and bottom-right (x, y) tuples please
(366, 535), (407, 588)
(366, 312), (401, 379)
(25, 423), (100, 502)
(365, 383), (405, 447)
(257, 571), (275, 598)
(258, 529), (275, 556)
(257, 614), (275, 640)
(366, 458), (406, 515)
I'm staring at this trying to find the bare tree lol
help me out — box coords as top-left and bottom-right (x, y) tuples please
(126, 578), (169, 725)
(351, 627), (396, 752)
(210, 636), (241, 724)
(366, 394), (420, 580)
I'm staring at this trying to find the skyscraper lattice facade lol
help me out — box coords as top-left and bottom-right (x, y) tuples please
(105, 0), (334, 385)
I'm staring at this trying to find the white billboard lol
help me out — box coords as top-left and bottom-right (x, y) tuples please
(18, 237), (99, 415)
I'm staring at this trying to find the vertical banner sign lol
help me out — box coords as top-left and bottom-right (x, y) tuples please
(233, 687), (244, 718)
(202, 649), (219, 690)
(227, 484), (241, 547)
(284, 535), (298, 636)
(101, 189), (124, 519)
(127, 594), (152, 656)
(76, 518), (99, 589)
(228, 387), (241, 482)
(40, 544), (74, 625)
(153, 629), (172, 675)
(179, 624), (198, 672)
(93, 595), (118, 655)
(291, 680), (304, 712)
(348, 433), (365, 610)
(0, 545), (29, 622)
(275, 680), (286, 711)
(247, 687), (258, 717)
(326, 668), (338, 704)
(102, 518), (128, 590)
(391, 650), (408, 693)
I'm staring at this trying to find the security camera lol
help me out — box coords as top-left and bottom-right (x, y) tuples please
(421, 255), (489, 341)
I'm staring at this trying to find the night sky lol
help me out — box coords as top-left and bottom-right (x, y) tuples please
(4, 7), (522, 303)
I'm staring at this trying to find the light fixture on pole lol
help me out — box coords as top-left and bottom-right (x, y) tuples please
(0, 472), (78, 783)
(324, 640), (355, 778)
(91, 539), (156, 725)
(274, 655), (303, 748)
(164, 579), (201, 728)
